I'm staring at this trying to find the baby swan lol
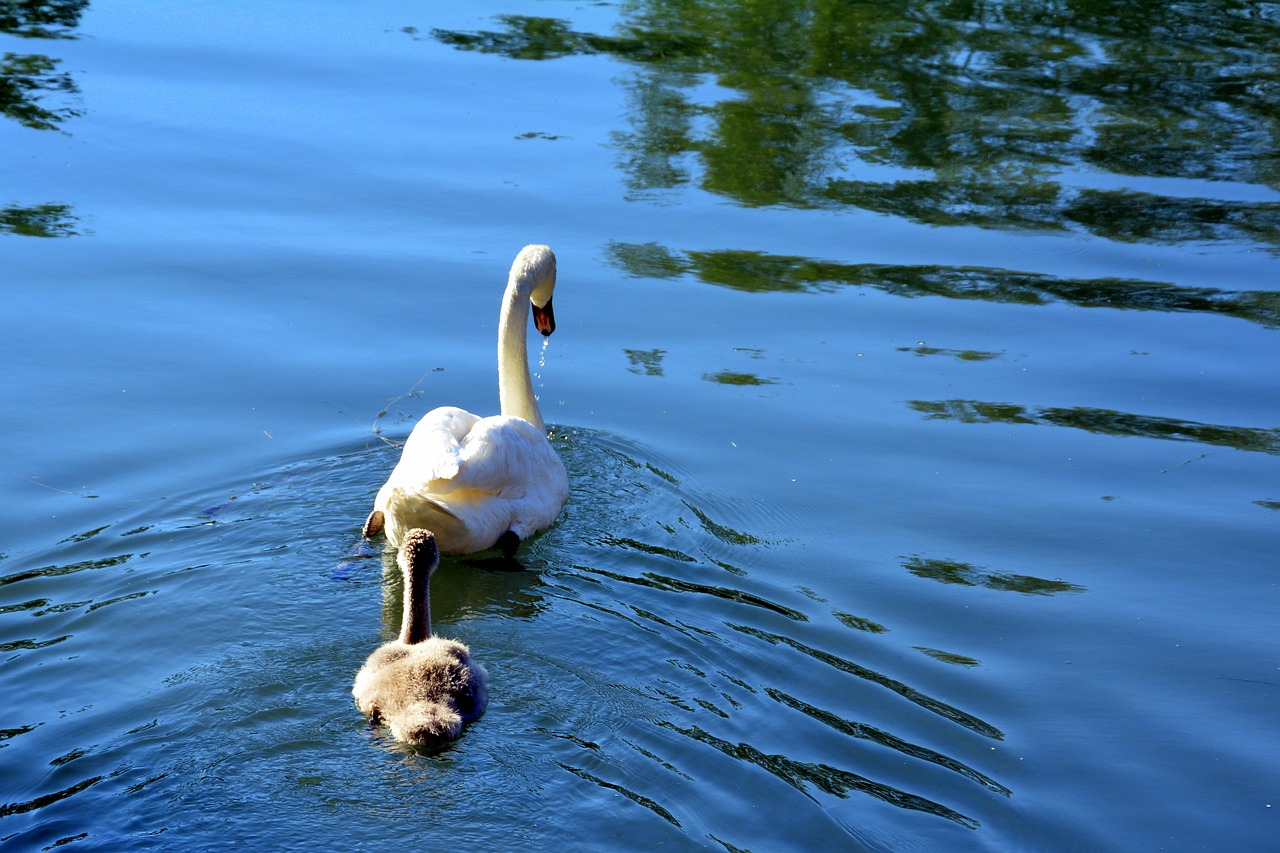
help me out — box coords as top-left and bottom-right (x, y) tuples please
(352, 529), (487, 747)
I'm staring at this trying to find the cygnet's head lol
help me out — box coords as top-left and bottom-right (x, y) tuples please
(399, 528), (439, 577)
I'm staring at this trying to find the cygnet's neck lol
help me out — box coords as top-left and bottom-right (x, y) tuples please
(399, 549), (432, 645)
(497, 275), (545, 432)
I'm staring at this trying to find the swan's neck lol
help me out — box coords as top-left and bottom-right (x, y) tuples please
(400, 557), (431, 645)
(497, 278), (545, 432)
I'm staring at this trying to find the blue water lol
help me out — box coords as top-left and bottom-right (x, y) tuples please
(3, 2), (1279, 850)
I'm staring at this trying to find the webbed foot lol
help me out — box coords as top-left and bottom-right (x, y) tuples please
(495, 530), (520, 559)
(486, 530), (525, 571)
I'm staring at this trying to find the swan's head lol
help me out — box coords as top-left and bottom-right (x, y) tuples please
(513, 244), (557, 337)
(399, 528), (439, 577)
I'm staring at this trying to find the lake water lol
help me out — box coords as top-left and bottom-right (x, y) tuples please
(3, 1), (1278, 850)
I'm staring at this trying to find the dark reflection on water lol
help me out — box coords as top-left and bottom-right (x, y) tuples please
(557, 761), (683, 827)
(663, 721), (980, 829)
(3, 1), (85, 243)
(578, 564), (808, 622)
(702, 369), (778, 388)
(900, 345), (1003, 361)
(430, 14), (706, 63)
(608, 242), (1280, 327)
(623, 347), (666, 376)
(910, 398), (1280, 455)
(0, 1), (89, 39)
(435, 2), (1280, 247)
(766, 688), (1009, 795)
(732, 624), (1005, 742)
(0, 772), (115, 819)
(0, 552), (132, 587)
(0, 50), (80, 130)
(1065, 189), (1280, 248)
(903, 556), (1087, 595)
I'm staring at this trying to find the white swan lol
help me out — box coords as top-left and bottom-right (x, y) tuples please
(352, 529), (487, 747)
(363, 244), (569, 556)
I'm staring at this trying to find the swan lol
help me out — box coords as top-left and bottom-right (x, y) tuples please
(352, 528), (488, 747)
(363, 244), (570, 556)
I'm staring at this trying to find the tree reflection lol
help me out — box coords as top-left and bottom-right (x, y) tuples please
(624, 347), (667, 376)
(606, 242), (1280, 328)
(2, 0), (87, 237)
(435, 2), (1280, 248)
(908, 399), (1280, 455)
(1, 0), (88, 129)
(1, 1), (89, 39)
(0, 202), (78, 236)
(1, 51), (80, 130)
(902, 556), (1085, 595)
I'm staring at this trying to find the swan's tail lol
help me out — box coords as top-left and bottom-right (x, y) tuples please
(389, 701), (464, 747)
(381, 487), (467, 550)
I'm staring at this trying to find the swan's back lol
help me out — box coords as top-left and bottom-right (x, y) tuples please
(373, 408), (568, 553)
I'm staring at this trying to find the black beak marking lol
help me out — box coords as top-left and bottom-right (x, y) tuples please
(533, 298), (556, 336)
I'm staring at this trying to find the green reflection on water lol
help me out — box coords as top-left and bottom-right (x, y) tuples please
(623, 347), (666, 376)
(430, 13), (706, 62)
(702, 369), (777, 387)
(607, 242), (1280, 328)
(3, 2), (86, 235)
(909, 399), (1280, 455)
(436, 2), (1280, 247)
(898, 345), (1004, 361)
(902, 555), (1086, 596)
(0, 0), (87, 39)
(1, 51), (81, 130)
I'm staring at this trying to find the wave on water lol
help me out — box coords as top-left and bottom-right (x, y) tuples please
(0, 426), (1013, 850)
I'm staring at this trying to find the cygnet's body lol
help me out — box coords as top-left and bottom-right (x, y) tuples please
(363, 245), (569, 556)
(352, 529), (487, 747)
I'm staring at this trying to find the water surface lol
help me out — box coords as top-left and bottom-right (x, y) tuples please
(3, 1), (1278, 850)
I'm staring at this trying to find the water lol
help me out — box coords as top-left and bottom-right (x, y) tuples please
(3, 1), (1278, 850)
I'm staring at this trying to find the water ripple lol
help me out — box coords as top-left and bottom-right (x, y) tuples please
(577, 565), (808, 622)
(766, 688), (1010, 796)
(662, 722), (980, 829)
(556, 762), (683, 828)
(731, 624), (1005, 742)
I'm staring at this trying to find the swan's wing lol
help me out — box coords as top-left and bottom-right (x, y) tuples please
(386, 407), (482, 487)
(379, 410), (567, 551)
(445, 415), (559, 498)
